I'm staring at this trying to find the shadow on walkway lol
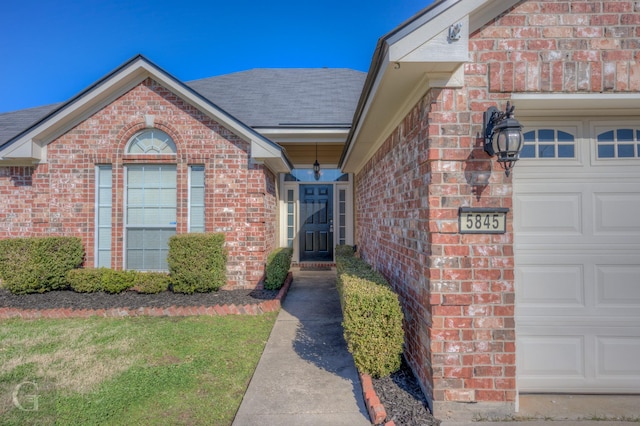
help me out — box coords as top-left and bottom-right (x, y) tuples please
(232, 269), (370, 426)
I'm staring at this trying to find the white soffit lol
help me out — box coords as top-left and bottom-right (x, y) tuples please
(513, 93), (640, 117)
(341, 0), (521, 173)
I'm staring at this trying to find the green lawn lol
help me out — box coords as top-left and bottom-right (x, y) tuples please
(0, 313), (276, 425)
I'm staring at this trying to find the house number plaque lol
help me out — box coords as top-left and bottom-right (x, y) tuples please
(459, 207), (509, 234)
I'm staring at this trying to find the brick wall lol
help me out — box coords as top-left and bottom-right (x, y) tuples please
(0, 78), (276, 289)
(354, 0), (638, 417)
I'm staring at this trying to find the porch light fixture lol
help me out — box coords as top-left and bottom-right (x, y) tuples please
(483, 101), (524, 177)
(313, 143), (320, 180)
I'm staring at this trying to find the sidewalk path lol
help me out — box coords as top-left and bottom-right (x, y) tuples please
(232, 268), (370, 426)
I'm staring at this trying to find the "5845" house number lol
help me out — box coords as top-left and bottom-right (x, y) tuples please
(458, 207), (509, 234)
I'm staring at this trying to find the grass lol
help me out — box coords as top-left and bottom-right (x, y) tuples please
(0, 313), (277, 425)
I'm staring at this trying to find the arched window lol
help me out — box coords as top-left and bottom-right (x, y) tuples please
(597, 128), (640, 159)
(521, 129), (576, 159)
(124, 129), (177, 271)
(127, 129), (176, 154)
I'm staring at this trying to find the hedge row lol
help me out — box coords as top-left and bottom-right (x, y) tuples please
(0, 233), (227, 295)
(335, 245), (405, 378)
(264, 247), (293, 290)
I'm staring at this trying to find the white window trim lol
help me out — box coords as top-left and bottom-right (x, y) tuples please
(188, 165), (205, 232)
(95, 165), (112, 268)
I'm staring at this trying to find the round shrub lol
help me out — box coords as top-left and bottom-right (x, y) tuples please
(67, 268), (106, 293)
(101, 269), (137, 294)
(133, 272), (170, 294)
(264, 248), (292, 290)
(168, 233), (227, 293)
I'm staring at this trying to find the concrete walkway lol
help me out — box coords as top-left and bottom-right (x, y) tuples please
(232, 268), (370, 426)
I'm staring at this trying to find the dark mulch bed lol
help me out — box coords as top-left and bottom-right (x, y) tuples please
(0, 288), (279, 310)
(372, 356), (441, 426)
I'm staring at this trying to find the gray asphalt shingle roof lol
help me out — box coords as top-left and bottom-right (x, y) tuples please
(0, 68), (366, 148)
(187, 68), (366, 128)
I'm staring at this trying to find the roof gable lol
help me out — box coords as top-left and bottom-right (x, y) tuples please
(0, 55), (292, 172)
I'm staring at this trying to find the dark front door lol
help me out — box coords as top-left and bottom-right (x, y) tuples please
(300, 185), (333, 261)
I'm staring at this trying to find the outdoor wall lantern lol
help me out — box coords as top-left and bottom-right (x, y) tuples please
(483, 101), (524, 177)
(313, 143), (321, 180)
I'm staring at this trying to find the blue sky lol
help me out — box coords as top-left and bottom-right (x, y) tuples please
(0, 0), (433, 113)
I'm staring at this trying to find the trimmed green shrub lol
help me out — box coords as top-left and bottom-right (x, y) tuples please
(66, 268), (136, 294)
(133, 272), (170, 294)
(101, 269), (137, 294)
(168, 233), (227, 293)
(67, 268), (107, 293)
(264, 247), (292, 290)
(0, 236), (84, 294)
(335, 245), (405, 378)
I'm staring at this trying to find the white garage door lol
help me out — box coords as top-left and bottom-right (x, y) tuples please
(514, 120), (640, 393)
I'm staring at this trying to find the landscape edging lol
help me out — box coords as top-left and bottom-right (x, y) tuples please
(0, 272), (293, 320)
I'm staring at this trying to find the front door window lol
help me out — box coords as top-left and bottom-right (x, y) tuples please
(300, 184), (333, 261)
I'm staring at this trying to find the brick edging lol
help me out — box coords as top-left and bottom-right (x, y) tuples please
(360, 372), (395, 425)
(0, 272), (294, 320)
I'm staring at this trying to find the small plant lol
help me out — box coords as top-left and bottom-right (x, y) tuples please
(264, 248), (292, 290)
(168, 233), (227, 293)
(101, 269), (137, 294)
(132, 272), (170, 294)
(67, 268), (107, 293)
(67, 268), (137, 293)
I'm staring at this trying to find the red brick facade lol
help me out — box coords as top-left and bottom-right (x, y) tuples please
(0, 78), (277, 289)
(355, 0), (638, 416)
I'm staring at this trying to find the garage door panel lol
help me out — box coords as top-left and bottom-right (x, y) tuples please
(594, 191), (640, 235)
(518, 327), (640, 392)
(596, 264), (640, 307)
(517, 264), (584, 308)
(515, 192), (582, 235)
(517, 254), (640, 318)
(597, 336), (640, 377)
(518, 335), (585, 378)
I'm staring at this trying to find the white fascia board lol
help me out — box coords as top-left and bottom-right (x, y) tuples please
(2, 56), (290, 172)
(0, 138), (41, 160)
(512, 93), (640, 117)
(256, 127), (350, 144)
(2, 63), (149, 161)
(341, 55), (391, 173)
(387, 0), (478, 63)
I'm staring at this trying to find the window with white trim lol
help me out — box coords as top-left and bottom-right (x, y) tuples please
(596, 128), (640, 159)
(124, 129), (178, 271)
(126, 165), (177, 271)
(127, 129), (177, 154)
(189, 165), (205, 232)
(96, 166), (112, 267)
(521, 129), (576, 159)
(338, 188), (347, 245)
(286, 189), (295, 248)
